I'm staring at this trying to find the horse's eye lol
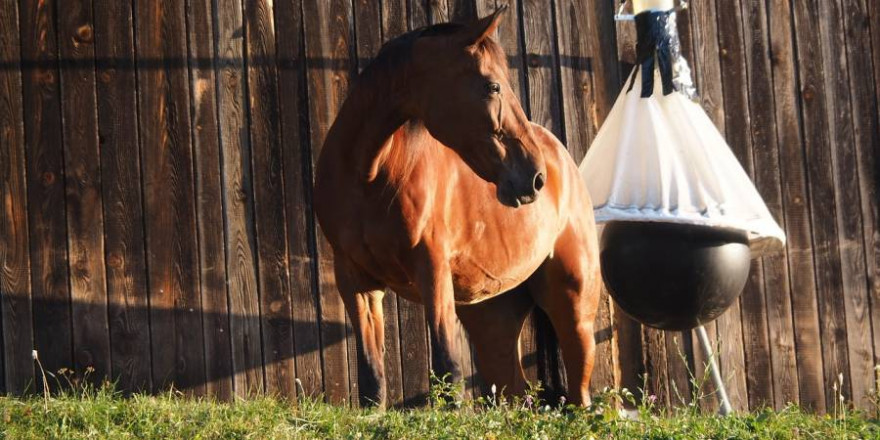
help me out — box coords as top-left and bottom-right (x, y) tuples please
(486, 82), (502, 95)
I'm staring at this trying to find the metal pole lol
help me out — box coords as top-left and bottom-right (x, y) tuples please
(696, 325), (733, 415)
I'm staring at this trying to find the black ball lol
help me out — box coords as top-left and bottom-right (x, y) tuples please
(600, 221), (751, 331)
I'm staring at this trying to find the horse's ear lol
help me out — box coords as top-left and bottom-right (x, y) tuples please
(460, 4), (508, 48)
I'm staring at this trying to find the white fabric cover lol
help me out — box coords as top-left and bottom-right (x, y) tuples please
(579, 69), (786, 257)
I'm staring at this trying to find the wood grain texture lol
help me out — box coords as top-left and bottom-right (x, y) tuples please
(821, 0), (874, 408)
(244, 0), (297, 399)
(302, 0), (356, 404)
(57, 0), (112, 386)
(427, 0), (449, 24)
(766, 0), (819, 410)
(134, 0), (207, 395)
(665, 331), (693, 406)
(94, 0), (152, 395)
(444, 0), (476, 23)
(852, 0), (880, 390)
(553, 0), (596, 160)
(643, 328), (670, 408)
(738, 0), (798, 410)
(827, 0), (877, 408)
(738, 0), (780, 410)
(0, 0), (34, 394)
(213, 0), (264, 397)
(520, 0), (563, 138)
(275, 0), (324, 399)
(791, 0), (850, 411)
(185, 0), (234, 400)
(20, 0), (72, 393)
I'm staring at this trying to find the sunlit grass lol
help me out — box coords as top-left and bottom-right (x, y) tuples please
(1, 376), (878, 440)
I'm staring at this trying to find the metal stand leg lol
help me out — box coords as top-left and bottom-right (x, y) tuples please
(696, 325), (732, 415)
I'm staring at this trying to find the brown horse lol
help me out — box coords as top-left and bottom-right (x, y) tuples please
(314, 6), (601, 408)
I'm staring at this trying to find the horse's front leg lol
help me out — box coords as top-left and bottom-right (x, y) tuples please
(414, 245), (463, 388)
(528, 222), (602, 407)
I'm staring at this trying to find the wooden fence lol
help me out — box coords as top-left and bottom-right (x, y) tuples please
(0, 0), (878, 413)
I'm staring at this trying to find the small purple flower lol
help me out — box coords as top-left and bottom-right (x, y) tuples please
(559, 396), (566, 406)
(647, 394), (657, 405)
(525, 395), (534, 408)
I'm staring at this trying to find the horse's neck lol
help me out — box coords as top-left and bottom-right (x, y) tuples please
(327, 81), (417, 182)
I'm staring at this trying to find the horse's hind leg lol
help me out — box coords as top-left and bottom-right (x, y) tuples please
(335, 260), (387, 408)
(528, 223), (602, 407)
(456, 286), (533, 398)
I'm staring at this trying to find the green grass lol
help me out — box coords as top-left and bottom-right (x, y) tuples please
(1, 381), (879, 440)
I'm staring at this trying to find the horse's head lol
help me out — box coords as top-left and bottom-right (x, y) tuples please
(409, 6), (547, 207)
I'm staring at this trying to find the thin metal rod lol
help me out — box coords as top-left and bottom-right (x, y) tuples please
(696, 325), (733, 415)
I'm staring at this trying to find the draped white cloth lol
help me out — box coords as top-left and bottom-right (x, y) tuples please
(579, 69), (786, 257)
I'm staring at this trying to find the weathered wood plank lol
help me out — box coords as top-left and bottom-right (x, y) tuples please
(94, 0), (153, 395)
(20, 0), (71, 393)
(275, 0), (323, 399)
(214, 0), (264, 397)
(134, 0), (206, 395)
(851, 0), (880, 407)
(714, 0), (765, 411)
(739, 0), (799, 410)
(766, 0), (819, 410)
(738, 0), (781, 410)
(643, 328), (670, 408)
(428, 0), (449, 24)
(244, 0), (297, 399)
(520, 0), (563, 138)
(791, 0), (851, 411)
(825, 0), (877, 409)
(665, 331), (693, 407)
(409, 0), (430, 30)
(0, 0), (33, 394)
(302, 0), (356, 404)
(185, 0), (234, 401)
(553, 0), (596, 161)
(57, 0), (112, 387)
(582, 0), (622, 131)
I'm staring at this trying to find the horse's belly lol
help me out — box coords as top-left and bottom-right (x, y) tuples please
(448, 227), (555, 304)
(449, 260), (539, 304)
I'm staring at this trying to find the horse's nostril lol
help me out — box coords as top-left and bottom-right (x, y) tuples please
(534, 172), (545, 192)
